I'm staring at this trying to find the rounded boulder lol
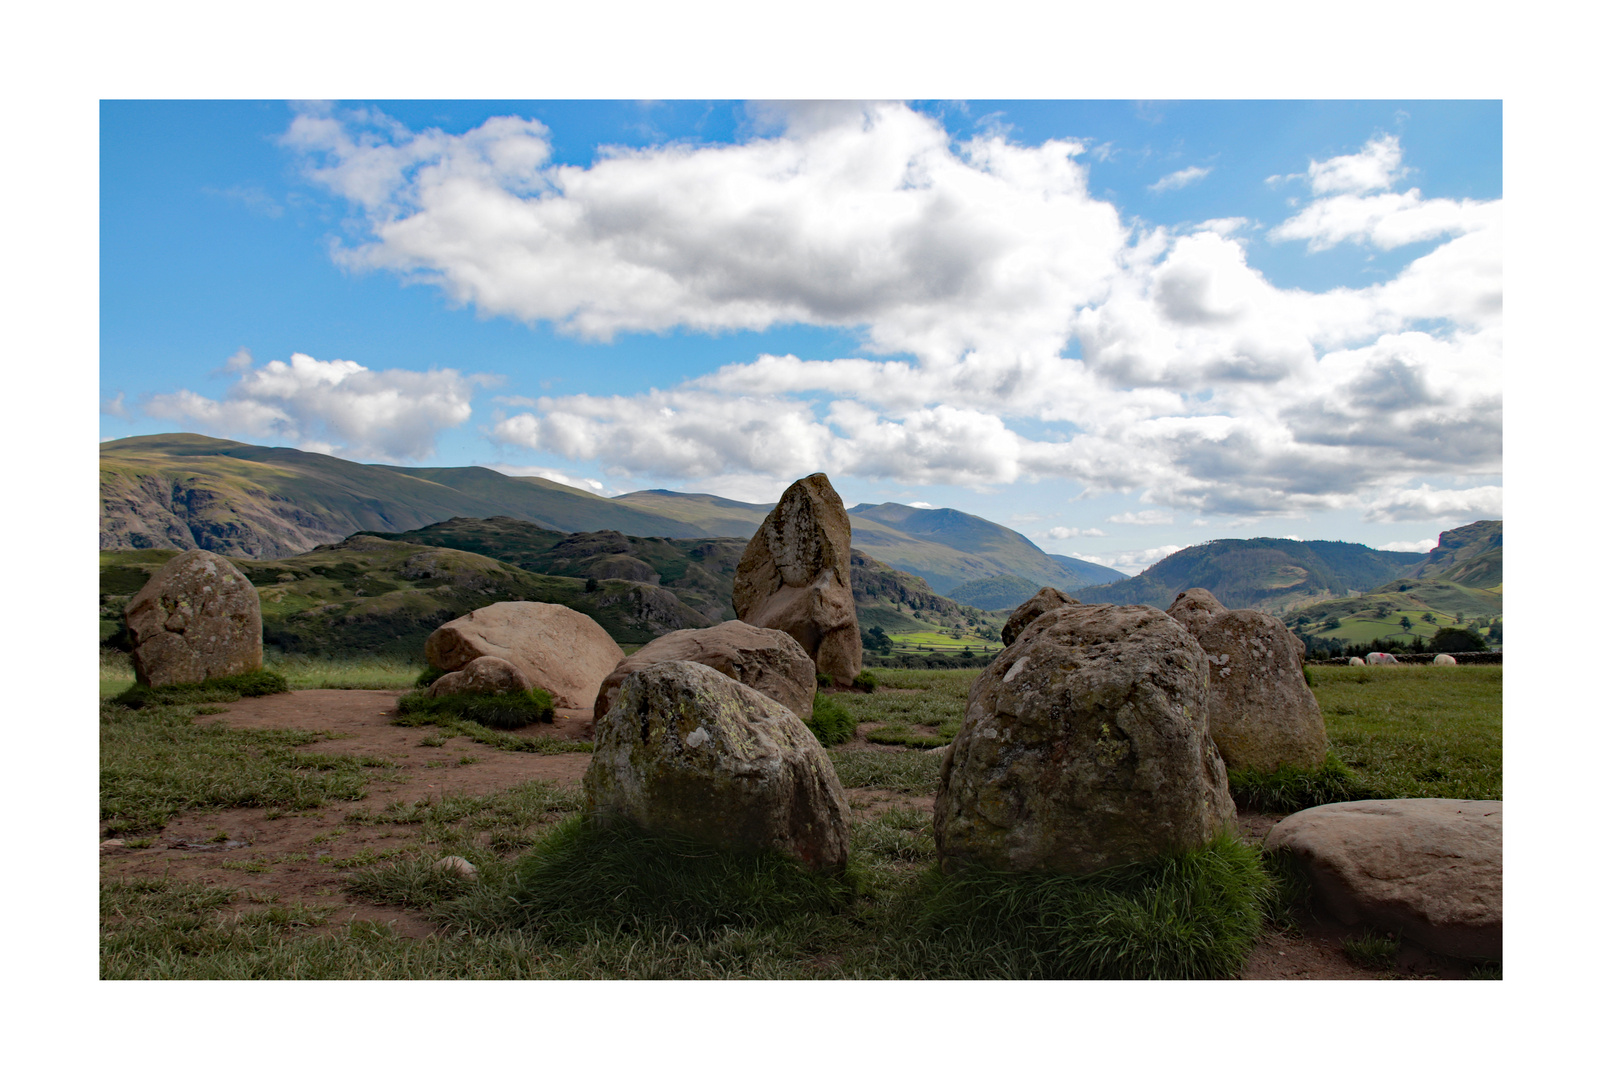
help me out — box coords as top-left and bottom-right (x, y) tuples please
(935, 603), (1235, 876)
(124, 550), (263, 687)
(593, 620), (815, 720)
(425, 601), (624, 710)
(1165, 587), (1229, 638)
(1000, 586), (1078, 647)
(427, 655), (536, 697)
(1192, 609), (1327, 772)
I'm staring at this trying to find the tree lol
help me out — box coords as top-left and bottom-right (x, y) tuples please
(1427, 625), (1488, 652)
(1399, 615), (1413, 632)
(585, 577), (599, 593)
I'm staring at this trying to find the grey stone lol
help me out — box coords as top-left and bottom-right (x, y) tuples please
(427, 655), (536, 697)
(593, 620), (815, 720)
(1000, 586), (1078, 647)
(1193, 609), (1327, 772)
(584, 661), (850, 871)
(1263, 798), (1502, 960)
(124, 550), (263, 687)
(935, 603), (1235, 875)
(1165, 587), (1229, 638)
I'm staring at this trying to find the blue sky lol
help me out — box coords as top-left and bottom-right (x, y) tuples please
(100, 99), (1502, 574)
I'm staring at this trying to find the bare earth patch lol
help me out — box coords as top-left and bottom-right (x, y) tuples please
(100, 689), (1485, 977)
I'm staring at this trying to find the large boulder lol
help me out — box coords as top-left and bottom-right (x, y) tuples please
(584, 661), (850, 871)
(935, 603), (1236, 876)
(593, 621), (815, 720)
(732, 473), (861, 686)
(1000, 586), (1078, 647)
(124, 550), (263, 687)
(1165, 587), (1229, 638)
(1192, 609), (1327, 773)
(424, 601), (624, 710)
(1263, 799), (1502, 960)
(427, 655), (536, 697)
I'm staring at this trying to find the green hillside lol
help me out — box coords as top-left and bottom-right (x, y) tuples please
(1070, 537), (1425, 614)
(946, 574), (1047, 611)
(1405, 520), (1503, 588)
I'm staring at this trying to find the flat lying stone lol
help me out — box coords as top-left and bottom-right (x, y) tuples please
(1263, 798), (1502, 960)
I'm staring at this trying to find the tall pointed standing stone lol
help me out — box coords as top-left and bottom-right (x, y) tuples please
(733, 473), (862, 686)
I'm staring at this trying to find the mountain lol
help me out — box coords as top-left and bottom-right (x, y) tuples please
(1068, 537), (1427, 615)
(847, 503), (1125, 595)
(1404, 520), (1502, 589)
(100, 434), (1122, 602)
(946, 574), (1051, 611)
(1047, 553), (1127, 586)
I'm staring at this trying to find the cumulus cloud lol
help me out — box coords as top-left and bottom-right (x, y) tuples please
(1360, 483), (1503, 523)
(101, 391), (127, 417)
(1378, 537), (1439, 553)
(1071, 544), (1184, 576)
(143, 351), (483, 462)
(286, 106), (1498, 521)
(487, 463), (608, 493)
(1107, 509), (1174, 525)
(1149, 165), (1211, 193)
(1045, 526), (1107, 539)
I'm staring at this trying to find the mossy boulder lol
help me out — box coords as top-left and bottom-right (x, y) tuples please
(584, 660), (850, 871)
(592, 620), (816, 720)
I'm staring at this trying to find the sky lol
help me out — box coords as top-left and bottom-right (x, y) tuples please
(100, 99), (1502, 575)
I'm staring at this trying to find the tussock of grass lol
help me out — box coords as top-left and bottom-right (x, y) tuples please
(1229, 753), (1377, 813)
(893, 835), (1271, 979)
(807, 693), (857, 746)
(395, 688), (554, 730)
(112, 669), (289, 709)
(451, 815), (859, 942)
(268, 653), (426, 690)
(827, 748), (944, 794)
(1342, 930), (1399, 971)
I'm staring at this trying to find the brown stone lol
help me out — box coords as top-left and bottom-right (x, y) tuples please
(427, 655), (536, 697)
(935, 603), (1235, 875)
(1263, 799), (1502, 960)
(1000, 586), (1079, 646)
(584, 661), (850, 871)
(732, 473), (861, 685)
(124, 550), (263, 687)
(593, 620), (815, 720)
(1193, 609), (1327, 772)
(1165, 587), (1229, 638)
(424, 601), (624, 709)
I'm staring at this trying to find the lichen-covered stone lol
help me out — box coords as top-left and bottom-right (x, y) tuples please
(593, 620), (815, 720)
(935, 603), (1235, 875)
(584, 660), (850, 871)
(1165, 587), (1229, 638)
(124, 550), (263, 687)
(1193, 609), (1327, 772)
(427, 655), (535, 697)
(1263, 799), (1502, 960)
(733, 473), (861, 686)
(425, 601), (623, 710)
(1000, 586), (1078, 647)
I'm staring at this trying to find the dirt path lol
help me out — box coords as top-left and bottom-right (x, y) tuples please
(99, 689), (1480, 978)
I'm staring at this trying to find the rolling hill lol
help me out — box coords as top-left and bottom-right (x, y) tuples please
(1068, 538), (1427, 615)
(100, 434), (1123, 601)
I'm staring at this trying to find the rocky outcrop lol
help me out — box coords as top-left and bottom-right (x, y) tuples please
(935, 603), (1235, 875)
(593, 621), (815, 720)
(583, 661), (850, 871)
(1000, 586), (1078, 647)
(733, 474), (861, 685)
(1192, 609), (1327, 773)
(425, 601), (624, 710)
(1264, 799), (1502, 960)
(1165, 588), (1229, 638)
(124, 550), (263, 687)
(595, 582), (712, 635)
(426, 655), (536, 697)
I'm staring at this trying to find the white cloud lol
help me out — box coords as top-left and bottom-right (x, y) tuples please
(143, 351), (482, 462)
(908, 501), (936, 509)
(1378, 537), (1439, 553)
(1149, 165), (1211, 193)
(1070, 544), (1184, 576)
(286, 108), (1498, 522)
(1305, 135), (1407, 195)
(1107, 509), (1174, 525)
(101, 391), (127, 417)
(1045, 526), (1107, 539)
(1360, 483), (1503, 523)
(486, 463), (608, 493)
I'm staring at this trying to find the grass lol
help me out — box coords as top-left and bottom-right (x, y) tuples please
(1342, 930), (1399, 971)
(271, 653), (427, 690)
(825, 667), (971, 748)
(806, 692), (858, 746)
(394, 687), (555, 729)
(388, 706), (590, 754)
(101, 694), (403, 835)
(111, 669), (289, 709)
(1228, 753), (1377, 813)
(826, 748), (943, 794)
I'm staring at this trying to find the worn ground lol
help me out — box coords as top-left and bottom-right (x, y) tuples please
(99, 688), (1483, 979)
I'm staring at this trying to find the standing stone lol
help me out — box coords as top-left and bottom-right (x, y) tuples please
(1165, 588), (1230, 638)
(732, 473), (861, 686)
(1263, 799), (1502, 960)
(427, 655), (536, 697)
(935, 603), (1235, 875)
(1001, 586), (1079, 647)
(1192, 609), (1327, 773)
(1433, 654), (1459, 666)
(425, 601), (624, 710)
(124, 550), (262, 687)
(593, 620), (816, 721)
(584, 661), (850, 871)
